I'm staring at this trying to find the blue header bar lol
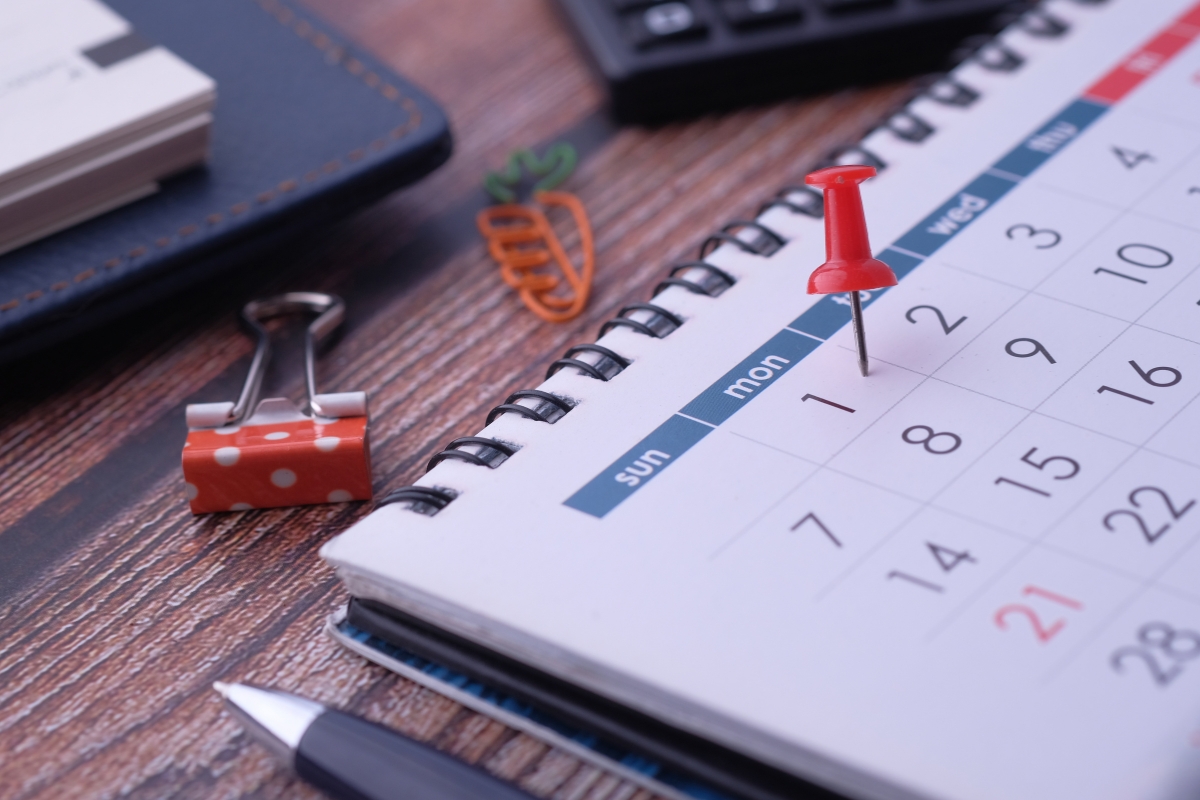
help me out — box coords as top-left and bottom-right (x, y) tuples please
(679, 329), (820, 426)
(564, 414), (714, 518)
(892, 172), (1017, 257)
(993, 99), (1107, 178)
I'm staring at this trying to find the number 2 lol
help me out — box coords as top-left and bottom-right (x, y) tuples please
(906, 305), (966, 334)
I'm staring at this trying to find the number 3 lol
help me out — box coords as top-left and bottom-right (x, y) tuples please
(1006, 223), (1061, 249)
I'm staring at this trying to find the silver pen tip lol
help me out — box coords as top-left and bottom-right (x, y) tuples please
(212, 681), (325, 762)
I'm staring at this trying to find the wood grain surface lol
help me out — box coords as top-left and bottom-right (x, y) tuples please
(0, 0), (914, 797)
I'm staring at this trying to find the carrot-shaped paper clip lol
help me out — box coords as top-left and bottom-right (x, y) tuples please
(477, 191), (594, 323)
(477, 144), (595, 323)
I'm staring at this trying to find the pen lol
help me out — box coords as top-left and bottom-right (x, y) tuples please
(214, 682), (534, 800)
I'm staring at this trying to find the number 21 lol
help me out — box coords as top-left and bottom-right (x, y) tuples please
(994, 585), (1082, 643)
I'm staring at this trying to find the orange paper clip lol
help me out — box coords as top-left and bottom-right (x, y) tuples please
(182, 293), (372, 514)
(477, 190), (594, 323)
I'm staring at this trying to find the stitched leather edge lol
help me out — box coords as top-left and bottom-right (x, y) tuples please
(1, 0), (425, 315)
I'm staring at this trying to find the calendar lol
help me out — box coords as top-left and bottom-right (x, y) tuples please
(324, 2), (1200, 798)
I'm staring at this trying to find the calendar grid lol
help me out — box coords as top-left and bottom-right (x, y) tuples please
(559, 3), (1200, 697)
(769, 220), (1200, 676)
(738, 124), (1200, 657)
(565, 3), (1200, 520)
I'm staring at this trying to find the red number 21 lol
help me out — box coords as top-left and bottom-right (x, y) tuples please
(994, 585), (1083, 643)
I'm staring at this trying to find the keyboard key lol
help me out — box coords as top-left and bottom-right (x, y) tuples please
(720, 0), (802, 30)
(625, 2), (707, 48)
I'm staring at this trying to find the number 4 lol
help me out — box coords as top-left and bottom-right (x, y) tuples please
(928, 543), (975, 572)
(1112, 146), (1154, 169)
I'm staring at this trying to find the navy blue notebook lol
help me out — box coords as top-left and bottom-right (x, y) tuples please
(0, 0), (451, 362)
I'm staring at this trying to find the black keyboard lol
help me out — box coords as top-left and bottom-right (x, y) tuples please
(554, 0), (1031, 121)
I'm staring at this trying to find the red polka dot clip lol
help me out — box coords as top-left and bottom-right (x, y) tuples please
(182, 293), (372, 514)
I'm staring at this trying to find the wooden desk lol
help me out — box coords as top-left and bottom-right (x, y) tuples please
(0, 1), (911, 797)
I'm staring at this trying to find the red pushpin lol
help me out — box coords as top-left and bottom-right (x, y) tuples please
(806, 165), (897, 377)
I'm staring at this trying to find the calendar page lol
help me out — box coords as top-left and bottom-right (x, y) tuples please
(325, 2), (1200, 798)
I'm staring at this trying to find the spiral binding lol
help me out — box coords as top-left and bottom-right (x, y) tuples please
(376, 486), (457, 515)
(546, 344), (629, 381)
(379, 3), (1076, 516)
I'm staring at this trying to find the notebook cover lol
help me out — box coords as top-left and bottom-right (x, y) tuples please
(327, 610), (716, 800)
(0, 0), (451, 363)
(344, 597), (838, 800)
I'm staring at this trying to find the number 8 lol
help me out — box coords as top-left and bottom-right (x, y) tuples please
(902, 425), (963, 455)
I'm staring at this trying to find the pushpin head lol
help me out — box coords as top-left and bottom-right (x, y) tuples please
(805, 165), (898, 295)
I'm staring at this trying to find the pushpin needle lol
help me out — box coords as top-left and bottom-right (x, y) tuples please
(804, 165), (898, 377)
(848, 290), (869, 377)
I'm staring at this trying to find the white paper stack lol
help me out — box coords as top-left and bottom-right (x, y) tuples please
(0, 0), (216, 255)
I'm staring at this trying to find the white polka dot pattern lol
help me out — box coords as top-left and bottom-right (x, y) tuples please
(182, 414), (372, 514)
(271, 468), (297, 488)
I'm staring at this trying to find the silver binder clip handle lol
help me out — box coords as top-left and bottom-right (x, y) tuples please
(311, 392), (368, 419)
(187, 292), (358, 429)
(241, 292), (348, 421)
(186, 402), (236, 429)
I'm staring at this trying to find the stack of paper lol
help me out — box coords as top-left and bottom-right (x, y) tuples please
(0, 0), (216, 255)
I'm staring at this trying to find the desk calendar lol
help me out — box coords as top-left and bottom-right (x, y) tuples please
(324, 2), (1200, 798)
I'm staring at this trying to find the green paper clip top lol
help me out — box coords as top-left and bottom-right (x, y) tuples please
(483, 143), (578, 204)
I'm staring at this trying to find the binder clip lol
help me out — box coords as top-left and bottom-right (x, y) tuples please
(182, 292), (372, 514)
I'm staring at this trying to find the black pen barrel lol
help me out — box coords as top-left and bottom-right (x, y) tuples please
(295, 709), (532, 800)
